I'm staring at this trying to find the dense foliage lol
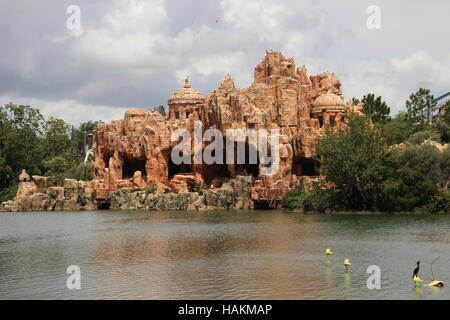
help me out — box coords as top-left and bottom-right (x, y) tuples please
(405, 88), (437, 130)
(0, 104), (102, 202)
(284, 88), (450, 213)
(353, 93), (390, 123)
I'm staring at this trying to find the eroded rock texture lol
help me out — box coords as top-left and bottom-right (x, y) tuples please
(91, 50), (359, 209)
(1, 51), (362, 212)
(0, 171), (96, 212)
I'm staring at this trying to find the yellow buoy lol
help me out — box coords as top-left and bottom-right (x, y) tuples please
(344, 258), (351, 271)
(325, 248), (333, 256)
(426, 257), (444, 287)
(426, 280), (444, 287)
(413, 275), (423, 286)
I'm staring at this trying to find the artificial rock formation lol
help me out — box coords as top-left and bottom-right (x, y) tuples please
(0, 170), (96, 212)
(1, 51), (361, 212)
(90, 50), (358, 209)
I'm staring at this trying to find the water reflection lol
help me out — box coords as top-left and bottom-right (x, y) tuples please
(0, 210), (449, 299)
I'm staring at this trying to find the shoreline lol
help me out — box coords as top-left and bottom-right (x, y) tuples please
(1, 207), (448, 215)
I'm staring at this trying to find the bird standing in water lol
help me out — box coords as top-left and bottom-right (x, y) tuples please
(412, 261), (420, 278)
(412, 261), (423, 286)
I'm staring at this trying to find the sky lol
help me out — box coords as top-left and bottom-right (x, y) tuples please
(0, 0), (449, 125)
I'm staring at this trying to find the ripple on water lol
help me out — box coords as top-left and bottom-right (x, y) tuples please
(1, 210), (450, 299)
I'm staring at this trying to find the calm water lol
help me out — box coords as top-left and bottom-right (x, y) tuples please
(0, 210), (449, 300)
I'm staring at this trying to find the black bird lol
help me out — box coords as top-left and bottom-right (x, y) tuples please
(412, 261), (420, 278)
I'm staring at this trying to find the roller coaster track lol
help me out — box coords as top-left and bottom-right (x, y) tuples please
(436, 91), (450, 102)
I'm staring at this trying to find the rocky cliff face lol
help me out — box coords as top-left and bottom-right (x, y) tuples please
(0, 173), (96, 212)
(110, 176), (253, 211)
(90, 50), (360, 209)
(1, 51), (363, 212)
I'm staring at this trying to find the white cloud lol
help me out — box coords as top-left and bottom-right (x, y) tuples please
(0, 95), (128, 125)
(0, 0), (449, 123)
(339, 52), (450, 114)
(104, 0), (168, 35)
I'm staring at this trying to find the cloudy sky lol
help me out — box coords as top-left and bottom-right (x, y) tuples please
(0, 0), (449, 124)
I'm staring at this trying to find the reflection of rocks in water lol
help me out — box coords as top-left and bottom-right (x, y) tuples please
(92, 210), (316, 299)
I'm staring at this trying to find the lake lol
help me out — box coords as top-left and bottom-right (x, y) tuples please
(0, 210), (449, 299)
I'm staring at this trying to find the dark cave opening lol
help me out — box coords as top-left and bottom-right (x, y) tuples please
(233, 141), (260, 177)
(292, 157), (320, 176)
(103, 154), (112, 168)
(253, 201), (274, 210)
(168, 154), (193, 179)
(97, 202), (110, 210)
(122, 156), (147, 179)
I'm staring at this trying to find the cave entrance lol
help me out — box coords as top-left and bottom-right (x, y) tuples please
(292, 157), (320, 176)
(103, 153), (112, 168)
(253, 200), (275, 210)
(203, 164), (230, 186)
(234, 141), (260, 177)
(122, 156), (147, 179)
(168, 155), (193, 179)
(97, 202), (110, 210)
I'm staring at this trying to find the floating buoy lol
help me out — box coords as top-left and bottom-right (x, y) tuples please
(325, 248), (333, 256)
(426, 280), (444, 287)
(427, 257), (444, 287)
(413, 275), (423, 286)
(344, 259), (351, 271)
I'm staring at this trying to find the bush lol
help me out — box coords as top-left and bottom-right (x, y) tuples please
(433, 188), (450, 213)
(0, 155), (14, 189)
(70, 162), (93, 181)
(423, 188), (450, 213)
(407, 130), (440, 145)
(193, 181), (204, 195)
(282, 184), (333, 213)
(317, 115), (390, 210)
(0, 183), (18, 203)
(282, 187), (304, 210)
(381, 112), (414, 145)
(43, 156), (71, 185)
(381, 143), (443, 211)
(145, 184), (156, 195)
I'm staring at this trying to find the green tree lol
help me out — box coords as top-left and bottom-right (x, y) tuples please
(428, 188), (450, 213)
(360, 93), (391, 123)
(407, 130), (440, 145)
(440, 147), (450, 188)
(317, 115), (391, 210)
(0, 155), (14, 189)
(381, 112), (414, 145)
(0, 104), (46, 176)
(70, 120), (103, 159)
(43, 156), (72, 185)
(405, 88), (437, 130)
(383, 144), (443, 211)
(68, 162), (93, 181)
(433, 100), (450, 143)
(42, 117), (72, 160)
(282, 184), (334, 213)
(0, 103), (103, 201)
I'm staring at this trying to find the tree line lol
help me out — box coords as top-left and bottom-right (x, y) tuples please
(283, 88), (450, 213)
(0, 103), (103, 202)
